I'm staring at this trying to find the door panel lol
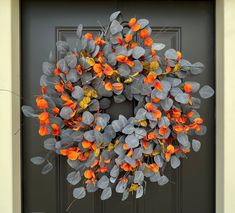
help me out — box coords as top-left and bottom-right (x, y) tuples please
(21, 1), (215, 213)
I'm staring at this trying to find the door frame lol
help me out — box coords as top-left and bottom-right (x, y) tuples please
(0, 0), (234, 212)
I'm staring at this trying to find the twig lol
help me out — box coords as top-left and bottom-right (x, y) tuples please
(66, 198), (77, 212)
(97, 20), (106, 33)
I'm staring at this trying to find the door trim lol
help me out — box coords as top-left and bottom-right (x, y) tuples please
(0, 0), (233, 212)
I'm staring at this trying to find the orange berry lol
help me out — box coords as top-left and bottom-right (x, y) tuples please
(131, 23), (141, 32)
(85, 33), (93, 40)
(128, 17), (136, 27)
(125, 34), (133, 43)
(144, 37), (153, 47)
(140, 28), (149, 39)
(38, 126), (49, 136)
(184, 84), (193, 93)
(38, 111), (49, 121)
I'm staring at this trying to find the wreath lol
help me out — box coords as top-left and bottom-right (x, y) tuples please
(22, 11), (214, 204)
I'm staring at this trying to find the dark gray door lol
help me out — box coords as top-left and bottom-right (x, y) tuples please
(21, 0), (215, 212)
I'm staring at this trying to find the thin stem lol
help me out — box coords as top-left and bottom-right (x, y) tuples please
(0, 89), (33, 102)
(66, 198), (77, 212)
(97, 20), (106, 33)
(0, 89), (21, 97)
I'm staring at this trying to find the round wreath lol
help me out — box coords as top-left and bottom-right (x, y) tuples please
(22, 11), (214, 203)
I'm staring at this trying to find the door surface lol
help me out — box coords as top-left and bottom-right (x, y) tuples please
(21, 0), (215, 212)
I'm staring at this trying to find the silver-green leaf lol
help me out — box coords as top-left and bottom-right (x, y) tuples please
(170, 155), (181, 169)
(30, 156), (45, 165)
(199, 85), (214, 99)
(82, 111), (94, 125)
(110, 11), (121, 22)
(158, 175), (169, 186)
(110, 20), (123, 35)
(125, 134), (139, 148)
(165, 49), (178, 60)
(97, 175), (109, 189)
(192, 139), (201, 152)
(101, 187), (112, 200)
(41, 162), (53, 175)
(73, 187), (86, 199)
(67, 171), (81, 185)
(72, 86), (84, 100)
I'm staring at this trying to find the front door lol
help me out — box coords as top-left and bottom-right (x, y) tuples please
(21, 0), (215, 212)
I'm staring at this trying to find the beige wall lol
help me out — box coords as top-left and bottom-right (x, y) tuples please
(0, 0), (21, 212)
(0, 0), (234, 212)
(223, 0), (235, 213)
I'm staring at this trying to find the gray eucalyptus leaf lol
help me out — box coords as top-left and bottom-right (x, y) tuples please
(175, 93), (189, 104)
(110, 20), (123, 35)
(101, 187), (112, 200)
(84, 130), (95, 142)
(73, 187), (86, 199)
(66, 69), (79, 83)
(88, 99), (100, 111)
(21, 105), (37, 118)
(132, 46), (145, 59)
(41, 162), (53, 175)
(65, 55), (77, 69)
(191, 62), (204, 75)
(42, 62), (55, 76)
(97, 175), (109, 189)
(56, 41), (69, 53)
(150, 172), (161, 182)
(76, 24), (83, 38)
(152, 43), (165, 51)
(60, 107), (73, 120)
(192, 139), (201, 152)
(110, 165), (119, 177)
(112, 120), (122, 132)
(177, 132), (189, 146)
(134, 171), (144, 184)
(122, 124), (135, 135)
(44, 138), (56, 151)
(135, 108), (147, 120)
(158, 175), (169, 186)
(136, 185), (144, 198)
(118, 64), (131, 77)
(82, 111), (94, 125)
(107, 52), (117, 66)
(135, 128), (147, 139)
(72, 86), (84, 100)
(132, 60), (143, 72)
(86, 182), (98, 193)
(110, 11), (121, 22)
(67, 171), (81, 185)
(185, 81), (200, 93)
(30, 156), (45, 165)
(199, 85), (214, 99)
(116, 180), (127, 193)
(122, 190), (129, 201)
(170, 155), (181, 169)
(137, 19), (149, 29)
(125, 134), (139, 148)
(160, 98), (173, 111)
(165, 49), (178, 60)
